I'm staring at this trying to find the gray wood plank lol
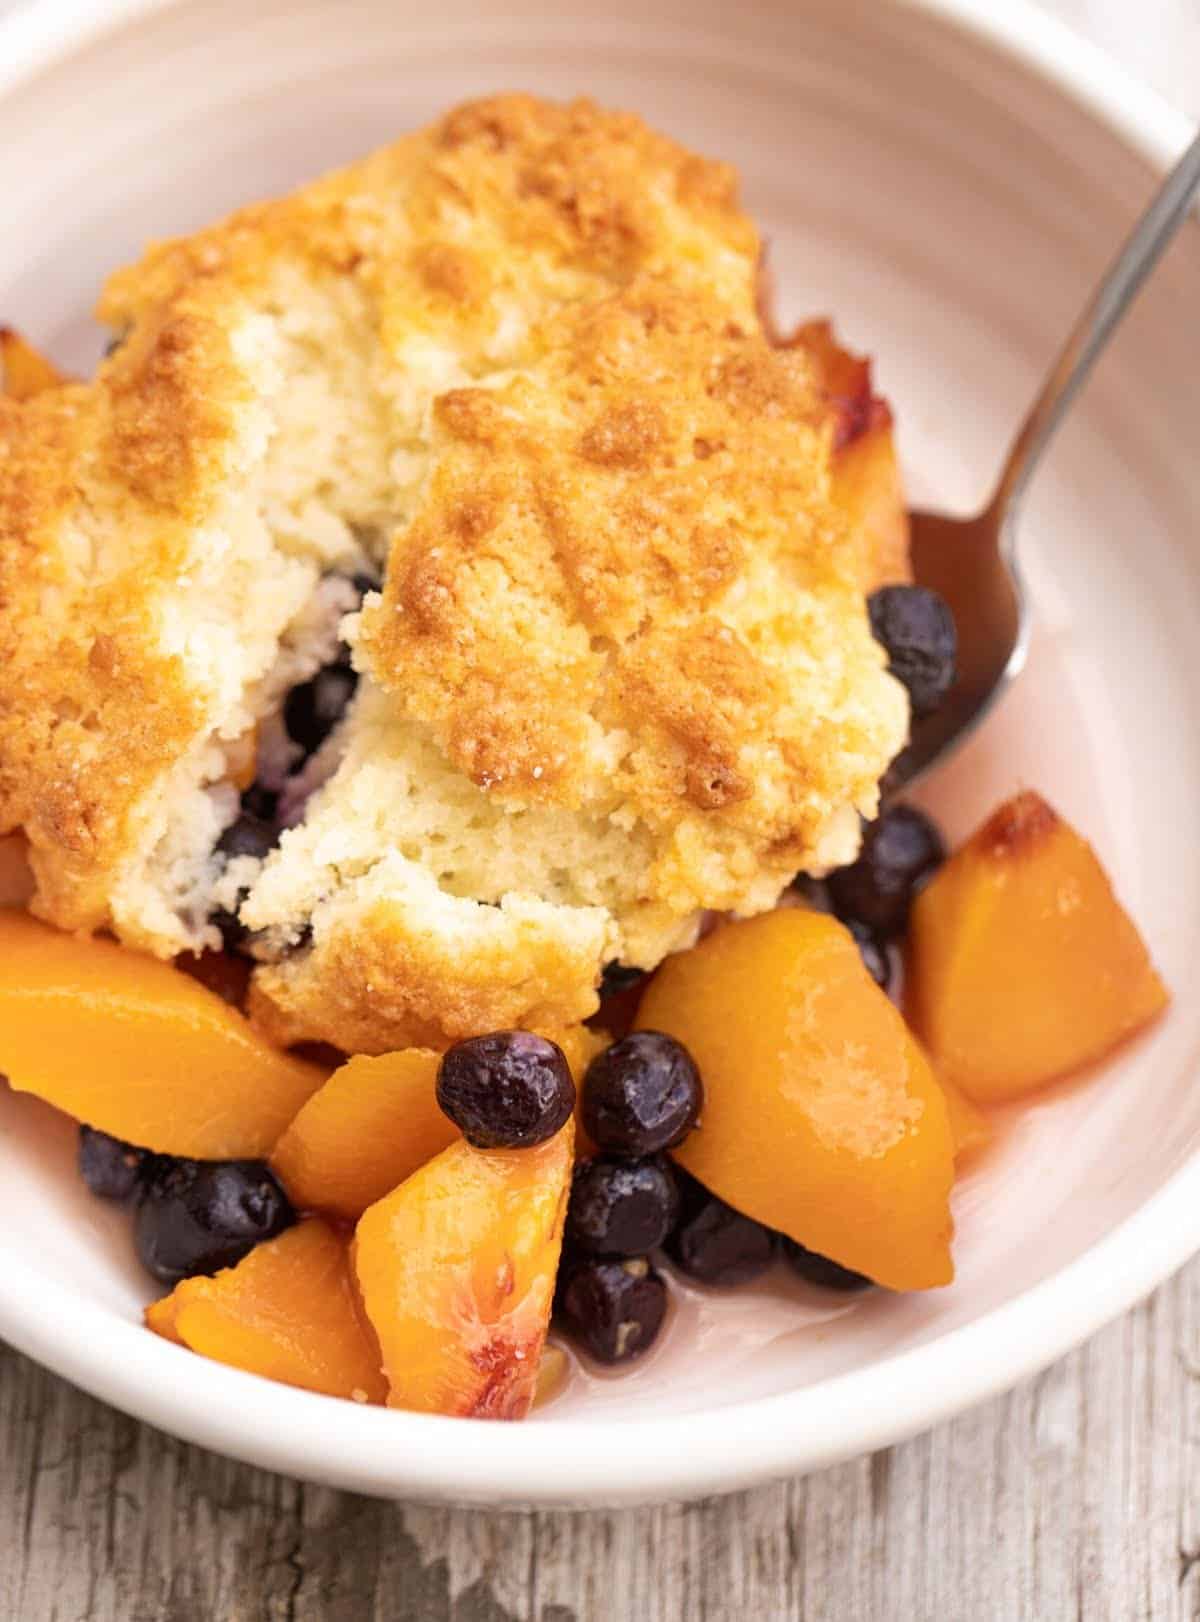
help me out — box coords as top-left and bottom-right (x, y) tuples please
(3, 1260), (1200, 1621)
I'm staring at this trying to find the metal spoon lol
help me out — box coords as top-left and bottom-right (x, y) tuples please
(892, 127), (1200, 792)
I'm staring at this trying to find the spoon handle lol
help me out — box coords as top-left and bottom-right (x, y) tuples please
(988, 126), (1200, 539)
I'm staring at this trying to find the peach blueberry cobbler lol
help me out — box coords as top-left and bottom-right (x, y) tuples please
(0, 97), (1167, 1415)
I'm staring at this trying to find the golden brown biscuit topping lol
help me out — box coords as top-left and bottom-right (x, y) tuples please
(0, 95), (906, 1051)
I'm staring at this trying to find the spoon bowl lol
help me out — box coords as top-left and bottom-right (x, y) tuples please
(896, 505), (1029, 788)
(892, 125), (1200, 793)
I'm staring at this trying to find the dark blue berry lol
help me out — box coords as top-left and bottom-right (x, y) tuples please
(78, 1126), (152, 1202)
(436, 1031), (575, 1149)
(845, 917), (892, 992)
(557, 1256), (667, 1364)
(783, 1238), (874, 1292)
(134, 1158), (294, 1284)
(827, 805), (945, 940)
(211, 906), (248, 952)
(238, 781), (279, 823)
(665, 1169), (777, 1286)
(868, 584), (957, 717)
(581, 1032), (702, 1156)
(565, 1155), (679, 1258)
(216, 812), (277, 863)
(283, 659), (357, 757)
(598, 960), (648, 999)
(212, 812), (278, 950)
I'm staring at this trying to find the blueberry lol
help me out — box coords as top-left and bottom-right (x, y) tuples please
(783, 1238), (874, 1292)
(826, 805), (945, 939)
(212, 812), (278, 950)
(868, 584), (957, 717)
(78, 1126), (152, 1202)
(565, 1155), (679, 1258)
(436, 1031), (575, 1149)
(211, 906), (249, 952)
(845, 917), (892, 992)
(664, 1170), (777, 1286)
(177, 948), (252, 1008)
(134, 1158), (294, 1284)
(598, 961), (648, 999)
(238, 781), (279, 823)
(557, 1256), (668, 1364)
(581, 1032), (703, 1157)
(283, 659), (358, 757)
(216, 812), (277, 863)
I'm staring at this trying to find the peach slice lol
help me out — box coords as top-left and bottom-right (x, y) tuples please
(938, 1067), (994, 1160)
(144, 1293), (185, 1346)
(0, 328), (68, 400)
(786, 318), (910, 591)
(0, 910), (325, 1156)
(636, 908), (955, 1290)
(901, 1028), (993, 1161)
(834, 413), (911, 592)
(553, 1023), (608, 1091)
(906, 791), (1169, 1103)
(272, 1026), (603, 1220)
(145, 1218), (387, 1403)
(271, 1049), (455, 1222)
(354, 1123), (573, 1417)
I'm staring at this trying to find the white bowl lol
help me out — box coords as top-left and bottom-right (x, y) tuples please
(1, 0), (1198, 1507)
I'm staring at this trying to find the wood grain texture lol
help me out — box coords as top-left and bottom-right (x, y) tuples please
(1, 3), (1198, 1619)
(5, 1264), (1200, 1621)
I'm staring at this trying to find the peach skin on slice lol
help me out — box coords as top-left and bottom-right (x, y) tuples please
(145, 1218), (387, 1403)
(0, 327), (69, 399)
(636, 909), (955, 1291)
(272, 1027), (600, 1220)
(0, 910), (325, 1156)
(354, 1123), (573, 1418)
(906, 791), (1169, 1104)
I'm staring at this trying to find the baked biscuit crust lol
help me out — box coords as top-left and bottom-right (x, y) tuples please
(0, 95), (907, 1051)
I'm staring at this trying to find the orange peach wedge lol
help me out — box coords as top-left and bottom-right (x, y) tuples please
(637, 908), (955, 1291)
(784, 318), (910, 592)
(271, 1049), (456, 1222)
(0, 327), (68, 399)
(354, 1124), (573, 1417)
(0, 909), (325, 1156)
(906, 791), (1169, 1103)
(146, 1218), (387, 1403)
(936, 1065), (994, 1161)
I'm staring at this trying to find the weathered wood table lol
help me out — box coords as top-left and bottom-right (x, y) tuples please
(2, 2), (1198, 1617)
